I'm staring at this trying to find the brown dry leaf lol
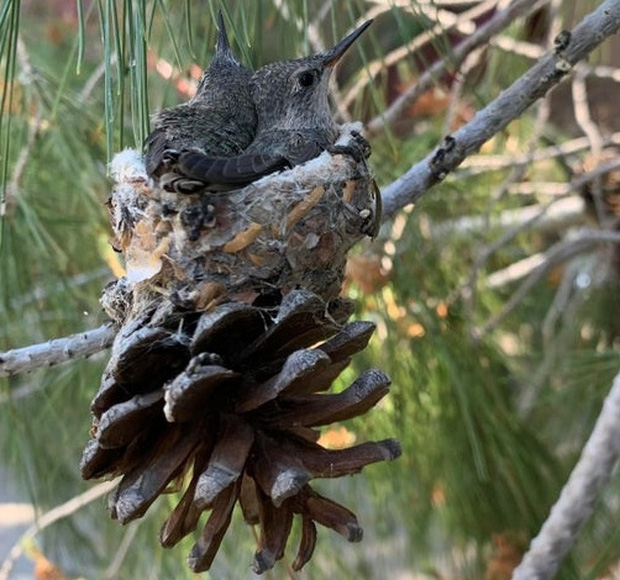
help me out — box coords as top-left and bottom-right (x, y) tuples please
(431, 482), (445, 507)
(547, 263), (565, 288)
(345, 253), (390, 294)
(408, 86), (450, 117)
(342, 180), (357, 203)
(193, 281), (228, 311)
(484, 533), (526, 580)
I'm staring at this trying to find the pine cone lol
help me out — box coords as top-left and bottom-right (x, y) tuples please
(83, 290), (399, 572)
(83, 124), (399, 573)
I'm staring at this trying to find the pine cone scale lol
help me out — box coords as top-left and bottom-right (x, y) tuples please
(235, 348), (331, 412)
(259, 367), (391, 428)
(292, 516), (317, 571)
(111, 425), (198, 524)
(160, 444), (215, 547)
(188, 477), (241, 573)
(164, 361), (240, 422)
(194, 415), (255, 509)
(252, 491), (295, 574)
(97, 390), (164, 448)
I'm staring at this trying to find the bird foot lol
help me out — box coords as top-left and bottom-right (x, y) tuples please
(328, 130), (371, 163)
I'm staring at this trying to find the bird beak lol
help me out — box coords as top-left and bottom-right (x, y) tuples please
(321, 19), (373, 68)
(215, 11), (231, 56)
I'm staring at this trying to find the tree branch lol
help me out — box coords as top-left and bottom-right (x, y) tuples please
(512, 369), (620, 580)
(379, 0), (620, 219)
(365, 0), (548, 137)
(0, 324), (116, 378)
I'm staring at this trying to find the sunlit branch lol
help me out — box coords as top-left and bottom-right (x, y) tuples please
(378, 0), (620, 219)
(459, 132), (620, 175)
(0, 324), (116, 378)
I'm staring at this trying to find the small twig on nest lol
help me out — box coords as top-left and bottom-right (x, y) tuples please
(0, 324), (116, 378)
(512, 369), (620, 580)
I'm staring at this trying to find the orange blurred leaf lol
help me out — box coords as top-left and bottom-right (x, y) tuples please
(318, 426), (356, 449)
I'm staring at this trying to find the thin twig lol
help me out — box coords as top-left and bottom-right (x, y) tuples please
(462, 39), (611, 308)
(103, 521), (141, 579)
(430, 195), (586, 239)
(516, 258), (586, 413)
(447, 194), (572, 306)
(506, 182), (577, 196)
(485, 252), (547, 289)
(446, 157), (619, 330)
(442, 46), (486, 134)
(512, 369), (620, 580)
(366, 0), (548, 137)
(0, 480), (118, 580)
(459, 132), (620, 175)
(379, 0), (620, 219)
(491, 34), (546, 59)
(572, 62), (607, 223)
(0, 379), (61, 404)
(6, 267), (110, 311)
(78, 55), (117, 104)
(493, 34), (620, 83)
(465, 66), (554, 312)
(0, 324), (117, 378)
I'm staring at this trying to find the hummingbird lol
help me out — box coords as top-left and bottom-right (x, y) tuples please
(172, 19), (373, 190)
(144, 12), (257, 194)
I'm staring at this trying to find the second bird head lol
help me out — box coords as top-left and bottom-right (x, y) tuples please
(251, 19), (373, 132)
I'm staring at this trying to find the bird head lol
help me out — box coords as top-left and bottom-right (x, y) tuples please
(251, 19), (373, 131)
(192, 11), (252, 104)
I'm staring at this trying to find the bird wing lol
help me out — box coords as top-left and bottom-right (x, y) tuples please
(177, 151), (291, 189)
(144, 128), (171, 177)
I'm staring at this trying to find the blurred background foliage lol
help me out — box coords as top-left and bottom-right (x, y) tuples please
(1, 0), (619, 578)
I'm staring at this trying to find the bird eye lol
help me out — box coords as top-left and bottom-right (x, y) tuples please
(298, 70), (316, 88)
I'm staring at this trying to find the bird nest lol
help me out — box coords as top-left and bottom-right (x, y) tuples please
(84, 123), (399, 574)
(102, 123), (380, 321)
